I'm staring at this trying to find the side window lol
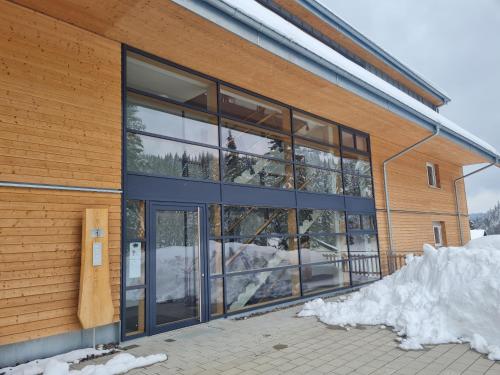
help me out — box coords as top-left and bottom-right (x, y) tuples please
(426, 162), (440, 187)
(432, 221), (445, 247)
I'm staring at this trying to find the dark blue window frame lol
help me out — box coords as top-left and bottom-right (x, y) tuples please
(121, 45), (381, 340)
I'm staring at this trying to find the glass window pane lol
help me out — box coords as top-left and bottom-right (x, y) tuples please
(348, 234), (379, 256)
(209, 239), (223, 275)
(347, 214), (361, 230)
(342, 152), (371, 176)
(427, 165), (434, 185)
(127, 93), (218, 146)
(225, 236), (298, 273)
(350, 256), (380, 285)
(127, 133), (219, 180)
(220, 86), (290, 132)
(356, 135), (368, 152)
(208, 204), (221, 238)
(125, 289), (145, 336)
(298, 209), (346, 234)
(126, 200), (145, 240)
(341, 131), (355, 148)
(223, 152), (293, 189)
(224, 206), (297, 237)
(226, 268), (300, 312)
(301, 261), (350, 295)
(125, 242), (145, 286)
(343, 174), (373, 198)
(221, 118), (292, 160)
(294, 139), (341, 170)
(296, 165), (343, 195)
(299, 235), (348, 264)
(210, 278), (224, 317)
(361, 215), (376, 231)
(127, 52), (217, 112)
(155, 209), (200, 325)
(292, 112), (339, 145)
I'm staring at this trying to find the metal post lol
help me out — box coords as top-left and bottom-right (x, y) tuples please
(383, 128), (440, 273)
(454, 161), (496, 245)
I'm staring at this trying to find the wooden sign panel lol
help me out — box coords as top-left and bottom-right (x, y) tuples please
(78, 208), (114, 329)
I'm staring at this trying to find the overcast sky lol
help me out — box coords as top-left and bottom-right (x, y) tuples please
(321, 0), (500, 213)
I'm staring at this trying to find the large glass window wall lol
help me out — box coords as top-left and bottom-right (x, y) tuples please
(124, 49), (380, 321)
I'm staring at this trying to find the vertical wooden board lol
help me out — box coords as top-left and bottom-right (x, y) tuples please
(77, 208), (114, 329)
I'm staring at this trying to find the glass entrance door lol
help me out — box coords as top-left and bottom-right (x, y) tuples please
(150, 204), (205, 333)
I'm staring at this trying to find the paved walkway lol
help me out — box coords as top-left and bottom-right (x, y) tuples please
(78, 298), (500, 375)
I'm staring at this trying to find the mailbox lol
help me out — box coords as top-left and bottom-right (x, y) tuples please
(77, 208), (114, 329)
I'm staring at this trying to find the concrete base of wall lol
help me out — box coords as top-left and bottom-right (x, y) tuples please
(0, 322), (120, 368)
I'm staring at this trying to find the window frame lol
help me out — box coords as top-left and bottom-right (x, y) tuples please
(426, 162), (440, 188)
(432, 221), (444, 247)
(121, 46), (381, 329)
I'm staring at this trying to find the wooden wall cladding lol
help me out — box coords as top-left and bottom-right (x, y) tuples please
(9, 0), (487, 166)
(0, 188), (121, 345)
(376, 211), (470, 275)
(0, 2), (122, 345)
(0, 1), (121, 189)
(371, 134), (468, 214)
(371, 134), (470, 275)
(0, 0), (477, 345)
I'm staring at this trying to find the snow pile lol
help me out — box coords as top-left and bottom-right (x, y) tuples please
(0, 349), (167, 375)
(470, 229), (485, 239)
(299, 236), (500, 360)
(45, 353), (167, 375)
(0, 348), (112, 375)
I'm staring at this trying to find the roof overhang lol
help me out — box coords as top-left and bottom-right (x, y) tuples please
(297, 0), (451, 105)
(174, 0), (498, 165)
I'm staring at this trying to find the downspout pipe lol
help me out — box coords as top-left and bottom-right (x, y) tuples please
(383, 127), (440, 273)
(454, 160), (497, 245)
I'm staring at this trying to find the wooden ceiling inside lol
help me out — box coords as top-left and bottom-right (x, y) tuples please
(8, 0), (488, 165)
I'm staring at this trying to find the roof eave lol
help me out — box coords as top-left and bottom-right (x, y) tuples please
(298, 0), (451, 106)
(173, 0), (497, 164)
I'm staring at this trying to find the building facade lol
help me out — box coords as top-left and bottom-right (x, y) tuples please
(0, 0), (498, 365)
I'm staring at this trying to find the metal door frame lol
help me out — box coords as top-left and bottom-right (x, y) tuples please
(147, 201), (208, 335)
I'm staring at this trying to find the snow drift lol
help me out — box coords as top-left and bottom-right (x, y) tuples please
(0, 349), (167, 375)
(0, 348), (112, 375)
(299, 236), (500, 360)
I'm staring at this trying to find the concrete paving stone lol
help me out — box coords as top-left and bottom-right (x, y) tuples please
(73, 296), (498, 375)
(334, 366), (357, 375)
(351, 365), (377, 374)
(439, 370), (462, 375)
(462, 370), (489, 375)
(370, 368), (397, 375)
(485, 368), (500, 375)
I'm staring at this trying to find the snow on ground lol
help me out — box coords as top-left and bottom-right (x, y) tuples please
(0, 349), (111, 375)
(47, 353), (167, 375)
(0, 349), (167, 375)
(470, 229), (486, 239)
(299, 235), (500, 360)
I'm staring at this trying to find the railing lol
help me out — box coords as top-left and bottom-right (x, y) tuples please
(350, 255), (380, 277)
(387, 253), (410, 274)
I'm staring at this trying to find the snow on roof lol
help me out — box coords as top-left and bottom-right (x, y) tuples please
(221, 0), (498, 157)
(312, 0), (450, 101)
